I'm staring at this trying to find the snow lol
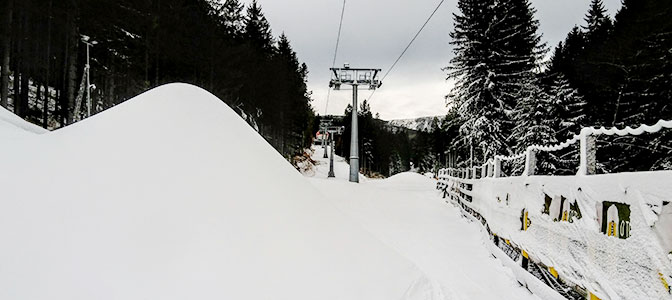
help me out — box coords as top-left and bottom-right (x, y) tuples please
(0, 105), (48, 138)
(0, 83), (441, 300)
(439, 172), (672, 299)
(387, 116), (444, 132)
(306, 146), (542, 299)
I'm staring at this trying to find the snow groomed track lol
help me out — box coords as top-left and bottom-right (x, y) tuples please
(306, 147), (542, 300)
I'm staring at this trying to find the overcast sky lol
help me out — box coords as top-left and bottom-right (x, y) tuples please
(240, 0), (622, 120)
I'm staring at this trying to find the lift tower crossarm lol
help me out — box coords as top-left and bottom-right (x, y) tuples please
(329, 67), (382, 91)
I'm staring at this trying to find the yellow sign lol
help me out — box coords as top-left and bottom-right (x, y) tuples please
(660, 272), (670, 293)
(548, 266), (558, 279)
(608, 221), (617, 237)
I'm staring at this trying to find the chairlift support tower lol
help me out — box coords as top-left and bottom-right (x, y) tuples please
(325, 126), (345, 178)
(329, 64), (382, 183)
(319, 118), (333, 158)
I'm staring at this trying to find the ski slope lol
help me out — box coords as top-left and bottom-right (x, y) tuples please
(0, 105), (48, 138)
(306, 147), (542, 300)
(0, 84), (442, 300)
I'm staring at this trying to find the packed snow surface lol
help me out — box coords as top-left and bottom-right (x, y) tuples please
(306, 147), (542, 300)
(0, 105), (47, 138)
(0, 84), (442, 299)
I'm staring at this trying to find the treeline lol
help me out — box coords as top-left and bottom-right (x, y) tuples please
(547, 0), (672, 172)
(317, 102), (412, 177)
(0, 0), (314, 158)
(317, 102), (454, 177)
(439, 0), (672, 175)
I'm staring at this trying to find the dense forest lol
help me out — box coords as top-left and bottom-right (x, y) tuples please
(442, 0), (671, 175)
(0, 0), (314, 158)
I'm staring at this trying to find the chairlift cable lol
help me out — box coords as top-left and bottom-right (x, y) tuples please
(368, 0), (446, 102)
(324, 0), (347, 115)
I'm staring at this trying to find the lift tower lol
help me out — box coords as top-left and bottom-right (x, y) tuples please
(329, 64), (382, 183)
(319, 118), (333, 158)
(325, 125), (345, 178)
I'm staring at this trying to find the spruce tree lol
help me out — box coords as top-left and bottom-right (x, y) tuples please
(511, 84), (558, 173)
(221, 0), (244, 36)
(549, 74), (586, 140)
(583, 0), (612, 44)
(447, 0), (544, 162)
(244, 0), (273, 52)
(511, 85), (557, 150)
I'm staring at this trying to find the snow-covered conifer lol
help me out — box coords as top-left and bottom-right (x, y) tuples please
(447, 0), (545, 162)
(549, 74), (586, 140)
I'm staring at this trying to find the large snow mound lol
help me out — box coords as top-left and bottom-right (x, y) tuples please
(0, 106), (48, 138)
(0, 83), (436, 300)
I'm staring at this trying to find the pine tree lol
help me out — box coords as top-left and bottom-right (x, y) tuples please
(447, 0), (545, 162)
(549, 74), (586, 140)
(511, 85), (557, 151)
(244, 0), (273, 52)
(547, 42), (564, 76)
(511, 84), (558, 173)
(583, 0), (612, 44)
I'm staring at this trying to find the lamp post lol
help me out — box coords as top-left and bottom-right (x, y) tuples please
(81, 35), (97, 117)
(329, 64), (381, 183)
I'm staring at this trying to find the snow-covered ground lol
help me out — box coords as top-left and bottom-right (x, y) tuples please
(439, 170), (672, 300)
(0, 83), (552, 299)
(0, 105), (48, 138)
(306, 147), (541, 300)
(0, 84), (441, 300)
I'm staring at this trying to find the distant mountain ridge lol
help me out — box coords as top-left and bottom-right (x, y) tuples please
(386, 116), (445, 132)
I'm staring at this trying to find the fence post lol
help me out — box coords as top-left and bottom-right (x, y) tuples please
(473, 166), (478, 179)
(525, 149), (537, 176)
(494, 157), (502, 178)
(579, 133), (597, 175)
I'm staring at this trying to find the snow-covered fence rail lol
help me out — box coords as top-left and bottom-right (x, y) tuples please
(437, 120), (672, 300)
(448, 119), (672, 178)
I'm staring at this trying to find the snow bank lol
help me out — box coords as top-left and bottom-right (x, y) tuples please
(440, 172), (672, 299)
(0, 83), (437, 300)
(384, 172), (436, 188)
(0, 106), (48, 138)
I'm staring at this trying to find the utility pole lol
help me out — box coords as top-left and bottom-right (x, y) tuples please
(81, 35), (97, 117)
(329, 63), (382, 183)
